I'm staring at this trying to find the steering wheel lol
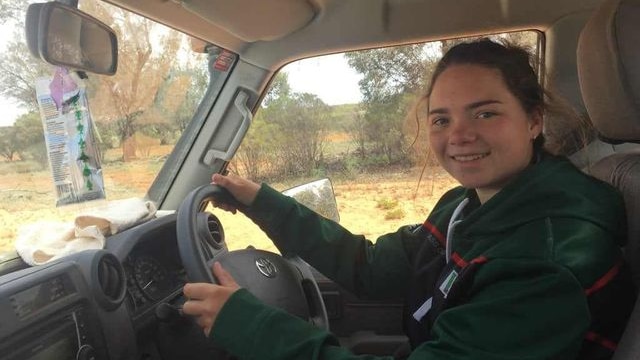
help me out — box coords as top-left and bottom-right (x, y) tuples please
(176, 184), (329, 330)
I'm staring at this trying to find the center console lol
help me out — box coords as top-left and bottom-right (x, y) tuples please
(0, 251), (129, 360)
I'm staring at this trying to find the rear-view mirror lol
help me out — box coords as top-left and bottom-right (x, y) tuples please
(26, 2), (118, 75)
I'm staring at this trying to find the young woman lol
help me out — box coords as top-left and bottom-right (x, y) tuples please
(182, 39), (635, 360)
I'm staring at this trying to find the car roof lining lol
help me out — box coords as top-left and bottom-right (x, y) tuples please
(104, 0), (603, 70)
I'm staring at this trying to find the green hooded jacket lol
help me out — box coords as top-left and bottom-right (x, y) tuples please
(209, 155), (633, 360)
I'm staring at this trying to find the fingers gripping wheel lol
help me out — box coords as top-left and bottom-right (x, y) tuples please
(177, 184), (329, 330)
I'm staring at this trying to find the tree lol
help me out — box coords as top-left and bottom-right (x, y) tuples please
(0, 0), (22, 23)
(14, 112), (47, 167)
(0, 112), (47, 165)
(262, 72), (292, 107)
(72, 1), (185, 161)
(0, 126), (20, 161)
(153, 63), (208, 134)
(1, 0), (208, 163)
(81, 1), (182, 160)
(0, 0), (53, 113)
(346, 33), (540, 168)
(346, 46), (438, 165)
(270, 92), (330, 175)
(234, 114), (280, 180)
(235, 73), (293, 180)
(235, 73), (330, 180)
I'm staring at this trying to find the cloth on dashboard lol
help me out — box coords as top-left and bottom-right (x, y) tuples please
(15, 198), (157, 266)
(74, 197), (157, 236)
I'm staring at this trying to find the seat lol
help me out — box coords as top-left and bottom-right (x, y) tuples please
(576, 0), (640, 358)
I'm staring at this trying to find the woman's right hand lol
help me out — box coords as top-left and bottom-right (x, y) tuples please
(211, 173), (260, 213)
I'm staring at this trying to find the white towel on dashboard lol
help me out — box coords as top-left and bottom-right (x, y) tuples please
(74, 198), (157, 236)
(15, 198), (157, 266)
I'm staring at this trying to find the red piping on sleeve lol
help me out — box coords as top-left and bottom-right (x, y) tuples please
(451, 252), (468, 267)
(451, 253), (488, 268)
(585, 331), (617, 351)
(585, 259), (623, 296)
(422, 220), (446, 246)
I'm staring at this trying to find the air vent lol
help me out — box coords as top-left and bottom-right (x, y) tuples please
(93, 252), (126, 310)
(196, 212), (226, 252)
(207, 214), (225, 246)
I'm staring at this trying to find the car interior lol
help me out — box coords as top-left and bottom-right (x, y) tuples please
(1, 0), (639, 359)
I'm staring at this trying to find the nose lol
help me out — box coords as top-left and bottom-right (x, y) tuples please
(448, 119), (477, 145)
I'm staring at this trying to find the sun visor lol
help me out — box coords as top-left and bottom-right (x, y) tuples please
(180, 0), (315, 42)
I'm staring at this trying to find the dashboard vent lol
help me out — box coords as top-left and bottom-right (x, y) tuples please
(207, 215), (224, 246)
(196, 212), (226, 252)
(94, 252), (126, 310)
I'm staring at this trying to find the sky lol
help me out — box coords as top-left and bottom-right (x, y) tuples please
(284, 54), (362, 106)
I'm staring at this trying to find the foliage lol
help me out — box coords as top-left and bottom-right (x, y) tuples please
(376, 196), (405, 220)
(234, 115), (281, 180)
(0, 0), (53, 113)
(376, 197), (399, 210)
(76, 0), (206, 161)
(384, 208), (405, 220)
(269, 92), (330, 175)
(0, 1), (22, 23)
(345, 32), (540, 169)
(236, 73), (330, 181)
(13, 112), (47, 168)
(166, 66), (209, 132)
(0, 126), (19, 161)
(345, 45), (439, 166)
(94, 121), (119, 152)
(0, 0), (207, 162)
(82, 1), (180, 160)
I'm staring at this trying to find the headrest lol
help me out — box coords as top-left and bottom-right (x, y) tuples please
(577, 0), (640, 142)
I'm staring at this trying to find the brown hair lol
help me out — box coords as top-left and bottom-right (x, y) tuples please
(421, 38), (591, 156)
(425, 38), (546, 153)
(413, 38), (592, 195)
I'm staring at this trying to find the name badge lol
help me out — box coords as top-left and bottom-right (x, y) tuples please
(439, 269), (458, 298)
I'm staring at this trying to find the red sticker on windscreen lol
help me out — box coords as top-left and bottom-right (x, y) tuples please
(213, 50), (235, 72)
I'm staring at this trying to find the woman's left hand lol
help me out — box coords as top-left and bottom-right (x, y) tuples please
(182, 262), (241, 336)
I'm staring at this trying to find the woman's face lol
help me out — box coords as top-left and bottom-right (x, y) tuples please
(427, 64), (542, 203)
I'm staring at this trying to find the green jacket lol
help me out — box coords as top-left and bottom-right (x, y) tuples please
(210, 155), (633, 360)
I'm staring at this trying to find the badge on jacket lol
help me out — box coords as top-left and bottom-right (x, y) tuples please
(439, 269), (458, 298)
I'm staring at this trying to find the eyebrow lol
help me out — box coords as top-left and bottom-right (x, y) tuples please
(428, 99), (503, 115)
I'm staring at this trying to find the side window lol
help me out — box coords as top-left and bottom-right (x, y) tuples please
(217, 31), (541, 252)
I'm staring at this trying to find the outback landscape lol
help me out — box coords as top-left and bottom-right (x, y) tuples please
(0, 1), (532, 261)
(0, 143), (457, 257)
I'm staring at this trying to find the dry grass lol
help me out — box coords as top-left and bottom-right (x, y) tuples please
(217, 168), (457, 253)
(0, 149), (458, 256)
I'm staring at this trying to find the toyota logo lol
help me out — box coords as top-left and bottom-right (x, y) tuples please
(255, 258), (277, 278)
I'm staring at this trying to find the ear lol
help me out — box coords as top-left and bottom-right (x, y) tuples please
(527, 107), (544, 138)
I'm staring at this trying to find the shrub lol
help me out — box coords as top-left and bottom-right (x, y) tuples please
(384, 208), (405, 220)
(376, 197), (399, 210)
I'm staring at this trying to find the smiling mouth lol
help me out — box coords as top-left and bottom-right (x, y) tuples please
(450, 153), (490, 162)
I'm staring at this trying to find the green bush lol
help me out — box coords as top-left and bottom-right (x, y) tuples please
(376, 197), (398, 210)
(384, 208), (405, 220)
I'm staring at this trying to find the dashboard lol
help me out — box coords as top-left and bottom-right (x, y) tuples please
(0, 208), (325, 360)
(122, 234), (186, 319)
(0, 213), (211, 360)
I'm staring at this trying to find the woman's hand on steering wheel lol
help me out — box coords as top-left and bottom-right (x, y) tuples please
(211, 174), (261, 213)
(182, 262), (241, 336)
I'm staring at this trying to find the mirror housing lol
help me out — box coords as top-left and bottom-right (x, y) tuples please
(25, 2), (118, 75)
(282, 179), (340, 223)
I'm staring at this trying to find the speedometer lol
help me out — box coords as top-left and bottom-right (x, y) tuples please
(133, 256), (174, 301)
